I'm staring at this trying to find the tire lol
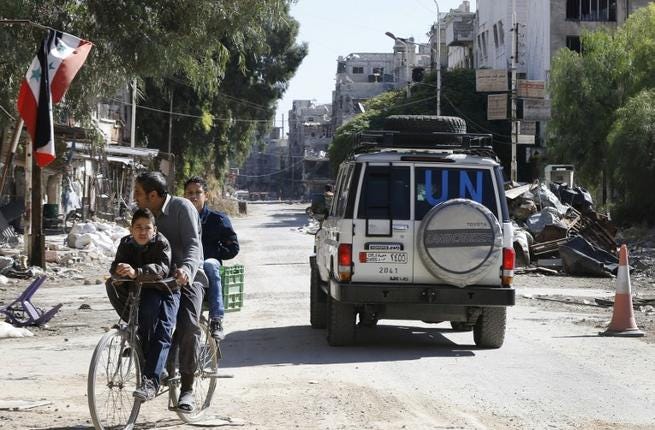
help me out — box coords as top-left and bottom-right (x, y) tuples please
(416, 199), (503, 288)
(310, 264), (327, 329)
(473, 307), (507, 348)
(327, 295), (356, 346)
(169, 316), (219, 423)
(384, 115), (467, 134)
(88, 329), (141, 430)
(450, 321), (472, 332)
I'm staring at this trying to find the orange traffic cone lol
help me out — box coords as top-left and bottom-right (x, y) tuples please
(601, 245), (644, 337)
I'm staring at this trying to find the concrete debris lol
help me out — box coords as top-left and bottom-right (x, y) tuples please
(0, 321), (34, 338)
(0, 400), (52, 411)
(507, 181), (622, 276)
(66, 221), (129, 256)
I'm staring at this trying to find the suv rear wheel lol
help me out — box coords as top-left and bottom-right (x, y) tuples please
(310, 264), (327, 329)
(473, 307), (506, 348)
(327, 295), (356, 346)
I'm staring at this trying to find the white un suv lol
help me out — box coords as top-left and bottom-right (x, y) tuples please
(310, 115), (515, 348)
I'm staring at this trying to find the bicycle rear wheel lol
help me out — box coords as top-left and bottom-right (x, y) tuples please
(88, 328), (142, 430)
(170, 316), (219, 422)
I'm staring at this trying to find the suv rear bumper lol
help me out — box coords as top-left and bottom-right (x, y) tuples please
(329, 279), (515, 306)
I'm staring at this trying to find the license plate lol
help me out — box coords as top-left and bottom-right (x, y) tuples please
(363, 252), (408, 264)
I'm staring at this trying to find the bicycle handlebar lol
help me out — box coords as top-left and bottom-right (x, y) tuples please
(109, 276), (179, 291)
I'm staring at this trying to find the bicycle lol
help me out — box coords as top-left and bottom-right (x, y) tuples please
(87, 274), (220, 429)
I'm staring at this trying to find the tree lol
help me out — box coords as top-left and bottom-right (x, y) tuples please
(0, 1), (300, 132)
(548, 3), (655, 219)
(136, 3), (306, 185)
(607, 90), (655, 223)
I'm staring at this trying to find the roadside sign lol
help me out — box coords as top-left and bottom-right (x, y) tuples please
(487, 94), (507, 120)
(523, 99), (551, 120)
(476, 69), (508, 92)
(520, 121), (537, 136)
(517, 80), (546, 98)
(512, 134), (536, 145)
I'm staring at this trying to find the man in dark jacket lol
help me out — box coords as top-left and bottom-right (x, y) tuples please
(184, 176), (239, 340)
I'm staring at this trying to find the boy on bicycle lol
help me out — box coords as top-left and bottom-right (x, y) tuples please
(109, 208), (179, 401)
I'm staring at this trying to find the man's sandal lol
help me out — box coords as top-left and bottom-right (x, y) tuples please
(178, 390), (194, 413)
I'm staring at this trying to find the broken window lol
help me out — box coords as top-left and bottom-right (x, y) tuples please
(493, 24), (499, 48)
(566, 35), (581, 53)
(566, 0), (617, 21)
(498, 21), (505, 45)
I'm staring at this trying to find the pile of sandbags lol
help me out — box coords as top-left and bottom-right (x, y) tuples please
(66, 221), (129, 257)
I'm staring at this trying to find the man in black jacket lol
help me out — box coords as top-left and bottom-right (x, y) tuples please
(184, 176), (239, 340)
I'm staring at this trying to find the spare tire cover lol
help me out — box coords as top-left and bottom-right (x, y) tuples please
(417, 199), (503, 287)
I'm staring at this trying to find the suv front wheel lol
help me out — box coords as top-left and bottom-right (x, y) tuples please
(473, 307), (507, 348)
(327, 295), (356, 346)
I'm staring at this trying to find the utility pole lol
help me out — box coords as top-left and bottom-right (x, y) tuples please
(167, 90), (174, 192)
(130, 79), (137, 148)
(433, 0), (441, 115)
(510, 0), (519, 183)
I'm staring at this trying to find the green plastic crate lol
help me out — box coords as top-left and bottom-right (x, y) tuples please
(220, 264), (245, 312)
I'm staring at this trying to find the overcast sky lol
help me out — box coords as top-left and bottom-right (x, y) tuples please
(275, 0), (477, 131)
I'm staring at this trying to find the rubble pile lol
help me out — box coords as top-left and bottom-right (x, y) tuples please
(508, 182), (620, 277)
(66, 221), (129, 256)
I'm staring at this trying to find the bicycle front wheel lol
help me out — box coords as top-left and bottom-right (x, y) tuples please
(88, 328), (142, 430)
(171, 316), (219, 423)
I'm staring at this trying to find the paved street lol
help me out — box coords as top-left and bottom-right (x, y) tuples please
(1, 202), (655, 429)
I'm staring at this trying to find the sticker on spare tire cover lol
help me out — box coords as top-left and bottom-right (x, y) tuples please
(424, 228), (494, 248)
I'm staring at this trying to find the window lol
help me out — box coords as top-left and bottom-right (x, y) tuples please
(357, 166), (410, 220)
(498, 21), (505, 45)
(372, 67), (384, 75)
(566, 0), (617, 21)
(414, 167), (499, 221)
(481, 31), (488, 59)
(493, 24), (499, 48)
(352, 66), (364, 74)
(333, 164), (355, 217)
(566, 36), (581, 53)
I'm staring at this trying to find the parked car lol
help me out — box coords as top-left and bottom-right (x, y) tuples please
(310, 115), (515, 347)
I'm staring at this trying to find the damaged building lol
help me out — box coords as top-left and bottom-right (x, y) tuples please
(287, 100), (332, 199)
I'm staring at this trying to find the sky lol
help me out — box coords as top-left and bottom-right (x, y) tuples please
(275, 0), (477, 130)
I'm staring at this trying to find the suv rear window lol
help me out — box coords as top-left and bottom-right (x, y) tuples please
(357, 165), (410, 220)
(415, 166), (499, 221)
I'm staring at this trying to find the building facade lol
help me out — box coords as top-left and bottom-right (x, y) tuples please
(236, 127), (288, 199)
(287, 100), (333, 198)
(332, 40), (432, 129)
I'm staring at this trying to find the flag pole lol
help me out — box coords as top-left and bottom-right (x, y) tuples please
(0, 118), (24, 196)
(30, 142), (45, 268)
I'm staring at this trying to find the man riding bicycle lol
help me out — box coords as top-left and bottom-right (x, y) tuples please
(106, 171), (203, 413)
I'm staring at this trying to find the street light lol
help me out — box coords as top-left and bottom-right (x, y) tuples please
(433, 0), (442, 116)
(385, 31), (411, 97)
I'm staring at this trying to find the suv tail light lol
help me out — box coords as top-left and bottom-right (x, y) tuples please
(501, 247), (515, 286)
(338, 244), (352, 282)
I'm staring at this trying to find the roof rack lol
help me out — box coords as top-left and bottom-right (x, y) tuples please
(352, 130), (496, 157)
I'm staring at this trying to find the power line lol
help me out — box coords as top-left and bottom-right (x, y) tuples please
(109, 97), (284, 124)
(237, 157), (305, 178)
(0, 104), (16, 121)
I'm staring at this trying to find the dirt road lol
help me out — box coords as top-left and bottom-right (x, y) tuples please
(1, 203), (654, 429)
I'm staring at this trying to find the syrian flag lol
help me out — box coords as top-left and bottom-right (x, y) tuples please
(17, 30), (92, 167)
